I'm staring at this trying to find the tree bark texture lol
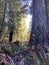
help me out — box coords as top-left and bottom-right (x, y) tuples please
(29, 0), (48, 46)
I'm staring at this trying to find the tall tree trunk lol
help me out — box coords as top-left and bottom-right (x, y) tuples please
(45, 0), (49, 43)
(29, 0), (48, 47)
(0, 2), (10, 41)
(9, 30), (13, 42)
(0, 3), (6, 40)
(9, 20), (14, 42)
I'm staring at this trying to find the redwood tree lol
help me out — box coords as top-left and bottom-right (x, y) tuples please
(29, 0), (48, 47)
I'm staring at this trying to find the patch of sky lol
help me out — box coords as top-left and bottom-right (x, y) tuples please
(21, 0), (32, 14)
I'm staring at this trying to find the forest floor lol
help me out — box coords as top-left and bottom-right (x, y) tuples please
(0, 43), (49, 65)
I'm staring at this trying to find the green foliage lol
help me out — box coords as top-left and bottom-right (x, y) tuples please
(1, 44), (12, 53)
(0, 0), (28, 42)
(15, 16), (27, 41)
(0, 44), (49, 65)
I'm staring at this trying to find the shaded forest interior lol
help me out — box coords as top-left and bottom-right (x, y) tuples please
(0, 0), (49, 65)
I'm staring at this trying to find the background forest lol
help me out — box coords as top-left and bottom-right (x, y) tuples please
(0, 0), (32, 44)
(0, 0), (49, 65)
